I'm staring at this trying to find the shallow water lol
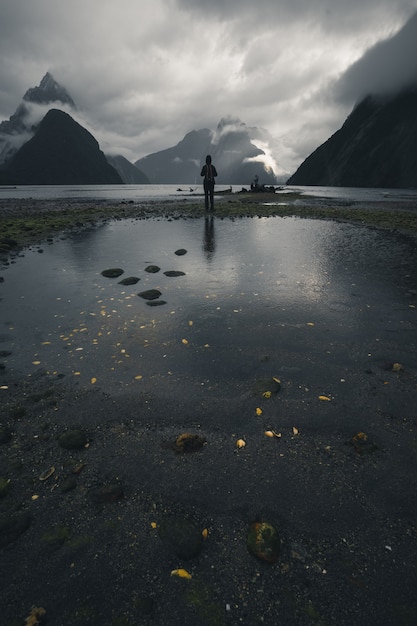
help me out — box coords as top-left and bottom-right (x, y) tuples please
(1, 215), (416, 408)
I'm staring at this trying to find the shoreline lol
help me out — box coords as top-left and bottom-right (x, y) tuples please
(1, 193), (417, 259)
(1, 194), (417, 624)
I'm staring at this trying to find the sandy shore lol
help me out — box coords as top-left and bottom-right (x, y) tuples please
(1, 195), (417, 625)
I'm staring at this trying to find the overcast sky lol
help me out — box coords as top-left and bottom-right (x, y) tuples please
(1, 0), (416, 176)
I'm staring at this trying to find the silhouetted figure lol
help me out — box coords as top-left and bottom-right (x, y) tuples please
(200, 155), (218, 211)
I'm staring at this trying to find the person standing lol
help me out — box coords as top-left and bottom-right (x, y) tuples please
(200, 155), (218, 212)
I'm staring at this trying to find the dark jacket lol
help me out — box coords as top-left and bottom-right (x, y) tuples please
(201, 163), (217, 188)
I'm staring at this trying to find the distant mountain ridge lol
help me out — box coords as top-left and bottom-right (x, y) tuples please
(135, 117), (278, 185)
(287, 84), (417, 188)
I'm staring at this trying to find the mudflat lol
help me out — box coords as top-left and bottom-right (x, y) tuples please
(1, 195), (417, 625)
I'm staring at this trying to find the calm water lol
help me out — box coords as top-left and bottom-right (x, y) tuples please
(1, 183), (417, 203)
(1, 215), (416, 402)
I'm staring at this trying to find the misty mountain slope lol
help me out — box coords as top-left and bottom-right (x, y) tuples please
(135, 129), (213, 184)
(287, 85), (417, 188)
(4, 109), (123, 185)
(136, 118), (277, 185)
(0, 72), (75, 165)
(106, 154), (150, 184)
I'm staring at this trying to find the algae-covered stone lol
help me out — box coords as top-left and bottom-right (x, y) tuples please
(252, 377), (281, 397)
(246, 521), (280, 563)
(158, 515), (203, 560)
(101, 268), (124, 278)
(174, 433), (206, 453)
(58, 428), (88, 450)
(138, 289), (162, 300)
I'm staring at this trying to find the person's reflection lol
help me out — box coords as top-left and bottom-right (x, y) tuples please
(203, 216), (216, 261)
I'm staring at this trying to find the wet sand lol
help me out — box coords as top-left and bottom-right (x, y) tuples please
(1, 195), (417, 625)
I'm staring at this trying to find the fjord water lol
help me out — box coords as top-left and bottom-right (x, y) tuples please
(1, 214), (416, 412)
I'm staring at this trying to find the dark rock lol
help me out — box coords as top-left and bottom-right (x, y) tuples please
(175, 249), (187, 256)
(58, 428), (88, 450)
(101, 268), (124, 278)
(0, 512), (31, 548)
(118, 276), (140, 285)
(144, 265), (160, 273)
(158, 515), (203, 559)
(173, 433), (206, 453)
(246, 521), (280, 563)
(89, 483), (124, 505)
(146, 300), (167, 306)
(0, 426), (12, 444)
(0, 477), (10, 498)
(138, 289), (162, 300)
(60, 476), (77, 493)
(164, 271), (186, 277)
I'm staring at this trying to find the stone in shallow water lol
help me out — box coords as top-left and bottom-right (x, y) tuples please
(118, 276), (140, 285)
(146, 300), (167, 306)
(158, 515), (203, 559)
(246, 521), (280, 563)
(174, 248), (187, 256)
(144, 265), (160, 273)
(58, 429), (88, 450)
(174, 433), (206, 453)
(101, 268), (124, 278)
(89, 484), (124, 505)
(138, 289), (162, 300)
(0, 512), (32, 548)
(252, 377), (281, 397)
(164, 270), (186, 277)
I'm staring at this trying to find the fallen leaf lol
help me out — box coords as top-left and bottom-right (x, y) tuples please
(90, 377), (97, 385)
(32, 361), (41, 366)
(39, 467), (55, 481)
(256, 407), (263, 416)
(262, 391), (272, 398)
(202, 528), (209, 540)
(171, 568), (192, 579)
(265, 430), (281, 439)
(318, 395), (331, 401)
(292, 426), (299, 435)
(134, 375), (143, 380)
(306, 322), (315, 326)
(272, 377), (281, 384)
(150, 521), (157, 529)
(236, 438), (246, 448)
(182, 338), (189, 345)
(25, 606), (46, 626)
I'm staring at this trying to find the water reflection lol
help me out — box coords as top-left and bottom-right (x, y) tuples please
(1, 216), (416, 399)
(203, 216), (216, 261)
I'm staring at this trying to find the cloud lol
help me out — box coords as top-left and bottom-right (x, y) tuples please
(0, 0), (416, 176)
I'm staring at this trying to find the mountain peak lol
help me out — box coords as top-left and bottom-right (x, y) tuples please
(23, 72), (75, 108)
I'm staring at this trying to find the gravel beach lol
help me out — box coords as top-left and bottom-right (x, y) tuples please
(1, 194), (417, 625)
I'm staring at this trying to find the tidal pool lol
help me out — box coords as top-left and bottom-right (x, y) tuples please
(1, 215), (416, 417)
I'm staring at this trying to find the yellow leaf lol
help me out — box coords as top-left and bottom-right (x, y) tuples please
(265, 430), (281, 439)
(32, 361), (41, 366)
(90, 377), (97, 385)
(150, 521), (157, 529)
(188, 320), (193, 326)
(273, 377), (281, 384)
(292, 426), (299, 435)
(262, 391), (272, 398)
(134, 375), (143, 380)
(307, 322), (315, 326)
(256, 407), (263, 416)
(318, 395), (331, 401)
(171, 568), (192, 579)
(182, 338), (189, 345)
(202, 528), (209, 540)
(236, 438), (246, 448)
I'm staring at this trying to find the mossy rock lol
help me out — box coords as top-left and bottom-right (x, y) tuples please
(173, 433), (206, 453)
(164, 270), (186, 277)
(144, 265), (160, 273)
(138, 289), (162, 300)
(101, 268), (124, 278)
(252, 377), (281, 397)
(158, 515), (203, 560)
(174, 248), (187, 256)
(118, 276), (140, 285)
(58, 428), (88, 450)
(246, 521), (280, 563)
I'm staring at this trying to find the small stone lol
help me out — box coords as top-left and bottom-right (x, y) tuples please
(138, 289), (162, 300)
(174, 249), (187, 256)
(58, 428), (88, 450)
(118, 276), (140, 285)
(247, 521), (281, 563)
(60, 477), (77, 493)
(146, 300), (167, 306)
(158, 515), (203, 559)
(144, 265), (160, 273)
(164, 270), (186, 277)
(101, 268), (124, 278)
